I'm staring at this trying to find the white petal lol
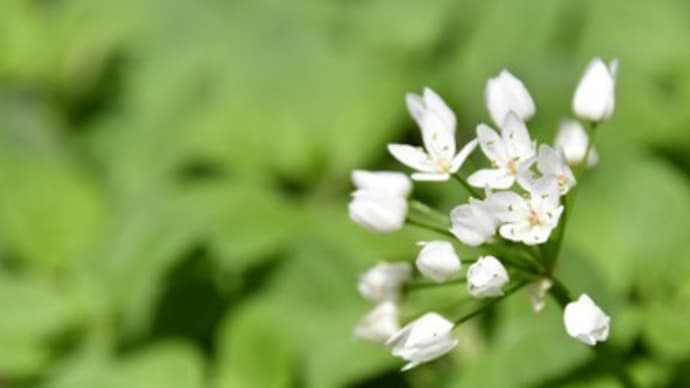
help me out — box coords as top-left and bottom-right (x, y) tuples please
(498, 222), (532, 243)
(467, 256), (510, 298)
(388, 144), (436, 173)
(572, 58), (617, 122)
(563, 294), (610, 346)
(423, 87), (456, 133)
(349, 191), (409, 234)
(449, 200), (496, 246)
(405, 92), (425, 126)
(476, 123), (507, 164)
(354, 302), (400, 343)
(485, 69), (536, 127)
(485, 191), (529, 223)
(450, 138), (478, 173)
(467, 168), (514, 189)
(411, 172), (450, 181)
(352, 170), (413, 197)
(501, 111), (535, 161)
(420, 112), (456, 162)
(536, 144), (561, 176)
(415, 241), (461, 283)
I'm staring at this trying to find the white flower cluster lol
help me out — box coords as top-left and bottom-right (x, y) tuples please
(350, 58), (616, 371)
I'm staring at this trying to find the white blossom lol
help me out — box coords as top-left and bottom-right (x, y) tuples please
(354, 301), (400, 343)
(527, 278), (553, 312)
(415, 241), (461, 283)
(386, 312), (458, 371)
(348, 170), (411, 233)
(572, 58), (618, 122)
(563, 294), (610, 346)
(466, 256), (510, 298)
(468, 112), (536, 189)
(485, 69), (536, 127)
(555, 120), (598, 167)
(358, 262), (412, 303)
(535, 144), (576, 195)
(449, 198), (497, 246)
(388, 87), (478, 181)
(488, 178), (563, 245)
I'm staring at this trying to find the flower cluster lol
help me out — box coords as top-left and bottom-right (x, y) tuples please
(350, 58), (617, 370)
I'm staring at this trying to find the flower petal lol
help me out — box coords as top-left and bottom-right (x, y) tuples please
(450, 138), (478, 173)
(476, 123), (507, 164)
(467, 168), (514, 189)
(501, 111), (535, 161)
(388, 144), (436, 172)
(420, 112), (456, 161)
(423, 87), (456, 133)
(411, 172), (450, 181)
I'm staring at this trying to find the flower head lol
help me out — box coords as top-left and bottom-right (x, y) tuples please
(348, 170), (411, 233)
(388, 87), (478, 181)
(466, 256), (509, 298)
(485, 69), (536, 127)
(415, 241), (461, 283)
(563, 294), (610, 345)
(555, 120), (599, 167)
(449, 198), (497, 246)
(572, 58), (618, 122)
(358, 262), (412, 303)
(386, 312), (458, 371)
(468, 112), (536, 189)
(354, 301), (400, 343)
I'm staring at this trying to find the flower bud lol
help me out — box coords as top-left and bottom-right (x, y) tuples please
(386, 312), (458, 371)
(415, 241), (461, 283)
(527, 278), (553, 312)
(450, 199), (497, 246)
(354, 302), (400, 343)
(485, 69), (536, 127)
(351, 170), (413, 198)
(349, 190), (408, 233)
(572, 58), (618, 122)
(467, 256), (509, 298)
(554, 120), (598, 167)
(563, 294), (610, 346)
(358, 262), (412, 303)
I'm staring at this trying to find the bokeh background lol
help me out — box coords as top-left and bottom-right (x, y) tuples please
(1, 0), (690, 387)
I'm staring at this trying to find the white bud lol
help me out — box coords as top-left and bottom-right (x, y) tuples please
(351, 170), (413, 197)
(467, 256), (510, 298)
(485, 69), (536, 127)
(555, 120), (598, 167)
(349, 170), (411, 233)
(449, 199), (497, 246)
(572, 58), (618, 122)
(354, 302), (400, 343)
(415, 241), (461, 283)
(386, 312), (458, 371)
(527, 278), (553, 312)
(358, 262), (412, 303)
(563, 294), (610, 346)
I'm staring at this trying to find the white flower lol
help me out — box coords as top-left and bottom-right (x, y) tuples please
(415, 241), (461, 283)
(466, 256), (510, 298)
(489, 178), (564, 245)
(358, 262), (412, 303)
(527, 278), (553, 312)
(485, 69), (536, 127)
(468, 112), (536, 189)
(555, 120), (598, 167)
(388, 87), (478, 181)
(354, 302), (400, 343)
(449, 198), (497, 246)
(572, 58), (618, 122)
(386, 312), (458, 371)
(535, 144), (576, 195)
(563, 294), (610, 346)
(348, 170), (412, 233)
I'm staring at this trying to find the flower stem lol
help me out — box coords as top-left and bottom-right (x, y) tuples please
(453, 281), (528, 325)
(409, 199), (449, 225)
(452, 174), (482, 198)
(405, 218), (454, 239)
(406, 277), (466, 291)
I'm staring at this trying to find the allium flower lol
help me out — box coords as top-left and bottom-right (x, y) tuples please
(527, 278), (553, 312)
(466, 256), (510, 298)
(358, 262), (412, 303)
(485, 70), (536, 127)
(415, 241), (461, 283)
(388, 88), (478, 181)
(468, 112), (536, 189)
(572, 58), (618, 123)
(489, 178), (563, 245)
(354, 301), (400, 343)
(348, 170), (412, 233)
(563, 294), (611, 345)
(535, 144), (576, 195)
(386, 312), (458, 371)
(555, 120), (599, 167)
(449, 198), (497, 246)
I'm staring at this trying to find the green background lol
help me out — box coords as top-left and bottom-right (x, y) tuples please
(1, 0), (689, 387)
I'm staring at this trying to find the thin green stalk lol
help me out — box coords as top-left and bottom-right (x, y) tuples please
(406, 277), (466, 291)
(405, 218), (455, 239)
(452, 173), (482, 198)
(453, 281), (528, 325)
(409, 199), (449, 225)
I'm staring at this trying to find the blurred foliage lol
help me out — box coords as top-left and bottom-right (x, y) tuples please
(0, 0), (689, 387)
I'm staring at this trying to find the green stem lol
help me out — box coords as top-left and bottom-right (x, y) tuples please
(406, 277), (466, 291)
(405, 218), (454, 239)
(452, 174), (482, 198)
(453, 281), (528, 325)
(409, 199), (449, 225)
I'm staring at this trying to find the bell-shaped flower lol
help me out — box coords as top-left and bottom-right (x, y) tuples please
(535, 144), (576, 195)
(415, 241), (461, 283)
(349, 170), (412, 233)
(527, 278), (553, 312)
(354, 301), (400, 343)
(466, 256), (510, 298)
(485, 69), (536, 127)
(468, 112), (536, 189)
(449, 198), (497, 246)
(563, 294), (610, 346)
(555, 120), (598, 167)
(386, 312), (458, 371)
(572, 58), (618, 122)
(489, 178), (563, 245)
(388, 88), (478, 181)
(358, 262), (412, 303)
